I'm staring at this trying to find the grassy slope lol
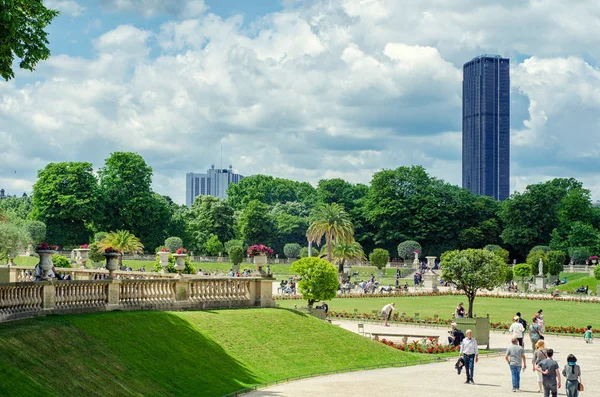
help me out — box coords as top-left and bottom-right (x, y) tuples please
(0, 309), (423, 397)
(556, 275), (597, 293)
(277, 295), (600, 329)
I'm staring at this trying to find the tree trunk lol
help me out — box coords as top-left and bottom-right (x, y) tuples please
(338, 259), (345, 283)
(467, 292), (475, 318)
(327, 234), (333, 263)
(118, 253), (123, 266)
(308, 299), (315, 309)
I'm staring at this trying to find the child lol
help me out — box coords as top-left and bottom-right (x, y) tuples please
(584, 325), (593, 343)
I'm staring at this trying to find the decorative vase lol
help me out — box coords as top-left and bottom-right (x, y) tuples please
(36, 249), (56, 280)
(104, 253), (120, 278)
(254, 254), (268, 273)
(75, 248), (90, 268)
(158, 252), (171, 273)
(173, 254), (186, 275)
(592, 259), (597, 265)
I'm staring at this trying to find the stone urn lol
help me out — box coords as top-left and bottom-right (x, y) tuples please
(75, 248), (90, 268)
(104, 253), (120, 278)
(36, 249), (56, 280)
(158, 251), (171, 273)
(173, 254), (186, 275)
(254, 254), (268, 274)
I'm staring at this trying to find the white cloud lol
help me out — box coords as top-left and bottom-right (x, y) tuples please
(100, 0), (206, 18)
(44, 0), (85, 17)
(2, 0), (600, 203)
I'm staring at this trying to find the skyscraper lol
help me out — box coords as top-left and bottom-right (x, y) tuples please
(185, 165), (244, 207)
(462, 54), (510, 201)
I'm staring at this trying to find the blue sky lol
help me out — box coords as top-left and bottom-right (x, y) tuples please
(1, 0), (600, 204)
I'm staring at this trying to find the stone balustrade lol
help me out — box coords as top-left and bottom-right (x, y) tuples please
(0, 265), (182, 283)
(0, 277), (274, 323)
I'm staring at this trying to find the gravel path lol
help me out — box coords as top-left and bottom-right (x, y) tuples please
(248, 321), (600, 396)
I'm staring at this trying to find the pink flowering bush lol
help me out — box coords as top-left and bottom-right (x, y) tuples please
(247, 244), (274, 257)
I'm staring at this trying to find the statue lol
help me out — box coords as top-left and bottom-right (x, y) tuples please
(538, 258), (544, 276)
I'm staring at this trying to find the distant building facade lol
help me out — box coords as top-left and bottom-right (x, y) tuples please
(462, 54), (510, 201)
(186, 165), (244, 207)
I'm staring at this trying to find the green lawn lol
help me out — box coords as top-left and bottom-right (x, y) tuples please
(0, 309), (431, 396)
(277, 295), (600, 329)
(556, 275), (597, 294)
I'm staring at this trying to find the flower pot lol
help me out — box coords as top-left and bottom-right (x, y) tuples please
(173, 254), (186, 275)
(75, 248), (90, 268)
(104, 253), (120, 278)
(158, 252), (171, 273)
(36, 249), (56, 280)
(253, 254), (268, 274)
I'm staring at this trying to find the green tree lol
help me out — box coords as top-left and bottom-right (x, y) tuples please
(227, 175), (317, 210)
(441, 249), (509, 318)
(271, 210), (309, 255)
(0, 195), (32, 219)
(546, 250), (566, 276)
(224, 239), (244, 253)
(316, 178), (367, 212)
(98, 230), (144, 266)
(320, 240), (365, 274)
(397, 240), (421, 261)
(568, 247), (591, 265)
(52, 254), (70, 268)
(187, 196), (235, 251)
(0, 0), (59, 80)
(283, 243), (302, 259)
(290, 257), (339, 308)
(513, 264), (531, 282)
(483, 244), (510, 263)
(594, 265), (600, 281)
(306, 203), (354, 263)
(228, 246), (244, 268)
(0, 222), (28, 263)
(31, 162), (100, 246)
(24, 220), (46, 243)
(204, 234), (224, 256)
(567, 222), (599, 249)
(164, 237), (183, 252)
(87, 242), (105, 263)
(299, 247), (319, 258)
(526, 250), (548, 276)
(369, 248), (389, 270)
(238, 200), (275, 246)
(460, 219), (501, 249)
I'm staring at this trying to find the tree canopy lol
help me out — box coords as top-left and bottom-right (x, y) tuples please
(290, 257), (339, 307)
(307, 203), (354, 263)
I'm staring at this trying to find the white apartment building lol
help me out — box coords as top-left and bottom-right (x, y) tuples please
(186, 165), (244, 207)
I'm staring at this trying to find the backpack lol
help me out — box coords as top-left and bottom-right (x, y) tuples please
(518, 317), (528, 331)
(455, 330), (465, 344)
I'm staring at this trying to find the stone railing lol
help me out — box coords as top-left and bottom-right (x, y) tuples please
(0, 277), (274, 323)
(0, 266), (182, 283)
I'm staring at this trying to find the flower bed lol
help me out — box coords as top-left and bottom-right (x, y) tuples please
(379, 338), (459, 354)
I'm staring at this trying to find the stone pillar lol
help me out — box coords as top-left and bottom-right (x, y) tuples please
(423, 256), (439, 292)
(107, 279), (121, 309)
(534, 275), (546, 290)
(174, 279), (189, 302)
(250, 278), (275, 308)
(42, 281), (56, 311)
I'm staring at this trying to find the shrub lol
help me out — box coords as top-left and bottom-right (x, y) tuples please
(228, 246), (244, 267)
(52, 254), (71, 268)
(204, 235), (224, 256)
(224, 239), (244, 253)
(484, 244), (510, 263)
(594, 265), (600, 280)
(526, 250), (548, 275)
(504, 267), (514, 283)
(397, 240), (421, 260)
(283, 243), (302, 259)
(299, 247), (319, 258)
(87, 242), (105, 263)
(153, 254), (196, 274)
(369, 248), (389, 270)
(513, 264), (531, 280)
(529, 245), (551, 254)
(93, 232), (107, 242)
(546, 250), (566, 276)
(24, 221), (46, 242)
(164, 237), (183, 252)
(569, 247), (592, 265)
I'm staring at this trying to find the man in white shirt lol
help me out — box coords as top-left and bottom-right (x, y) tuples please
(459, 329), (479, 384)
(509, 315), (525, 347)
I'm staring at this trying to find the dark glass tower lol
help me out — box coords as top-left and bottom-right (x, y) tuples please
(462, 54), (510, 201)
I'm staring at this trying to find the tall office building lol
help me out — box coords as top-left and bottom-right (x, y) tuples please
(186, 165), (244, 207)
(462, 54), (510, 201)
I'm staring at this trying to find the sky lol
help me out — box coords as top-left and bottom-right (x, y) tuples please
(1, 0), (600, 205)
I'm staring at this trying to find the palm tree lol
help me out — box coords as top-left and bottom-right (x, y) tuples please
(320, 240), (365, 274)
(98, 230), (144, 265)
(306, 203), (354, 263)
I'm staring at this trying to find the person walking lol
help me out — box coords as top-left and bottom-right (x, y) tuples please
(529, 316), (544, 351)
(459, 329), (478, 384)
(505, 337), (527, 392)
(532, 340), (549, 393)
(380, 302), (395, 327)
(537, 309), (545, 333)
(536, 348), (561, 397)
(509, 316), (525, 348)
(562, 354), (582, 397)
(516, 312), (528, 346)
(583, 325), (593, 343)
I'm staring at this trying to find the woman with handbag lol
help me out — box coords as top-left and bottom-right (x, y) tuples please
(532, 340), (548, 393)
(529, 317), (544, 352)
(562, 354), (582, 397)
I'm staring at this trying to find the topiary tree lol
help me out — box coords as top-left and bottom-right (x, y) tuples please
(369, 248), (389, 270)
(569, 247), (591, 265)
(290, 257), (339, 308)
(228, 246), (244, 270)
(441, 249), (508, 318)
(299, 246), (319, 258)
(397, 240), (421, 261)
(164, 237), (183, 252)
(52, 254), (71, 268)
(204, 234), (224, 256)
(526, 250), (548, 275)
(24, 221), (46, 243)
(546, 250), (566, 276)
(483, 244), (510, 263)
(224, 239), (244, 253)
(283, 243), (302, 259)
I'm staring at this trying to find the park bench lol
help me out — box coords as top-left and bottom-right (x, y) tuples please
(370, 332), (440, 344)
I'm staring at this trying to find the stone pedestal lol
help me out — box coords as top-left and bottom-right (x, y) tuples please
(423, 273), (439, 292)
(534, 275), (546, 290)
